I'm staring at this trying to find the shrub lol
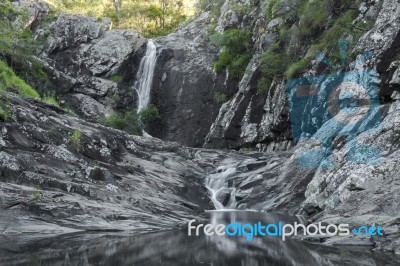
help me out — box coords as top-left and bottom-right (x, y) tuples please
(0, 60), (40, 98)
(100, 105), (160, 136)
(110, 75), (123, 82)
(285, 59), (308, 78)
(213, 92), (227, 103)
(229, 54), (253, 78)
(33, 189), (42, 201)
(69, 130), (82, 149)
(257, 77), (273, 94)
(258, 45), (288, 93)
(209, 32), (223, 46)
(220, 29), (252, 53)
(66, 106), (77, 116)
(100, 114), (127, 130)
(124, 110), (143, 136)
(214, 50), (231, 74)
(296, 1), (328, 41)
(214, 29), (253, 79)
(43, 91), (59, 106)
(266, 0), (280, 20)
(139, 104), (160, 125)
(0, 97), (11, 121)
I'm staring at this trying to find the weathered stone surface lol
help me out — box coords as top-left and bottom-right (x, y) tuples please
(39, 14), (146, 121)
(12, 0), (49, 28)
(150, 12), (237, 148)
(0, 93), (213, 236)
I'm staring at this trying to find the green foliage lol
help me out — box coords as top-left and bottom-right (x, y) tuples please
(228, 0), (252, 15)
(0, 60), (40, 98)
(266, 0), (280, 20)
(33, 189), (42, 201)
(303, 8), (363, 66)
(0, 97), (11, 121)
(69, 130), (82, 149)
(257, 0), (375, 90)
(100, 105), (160, 136)
(214, 50), (230, 74)
(47, 127), (56, 135)
(0, 0), (48, 93)
(258, 44), (288, 93)
(213, 92), (227, 103)
(101, 114), (127, 130)
(214, 29), (253, 79)
(220, 29), (252, 53)
(230, 54), (253, 78)
(139, 104), (160, 125)
(295, 1), (328, 41)
(66, 106), (77, 116)
(45, 0), (197, 38)
(110, 75), (123, 82)
(124, 110), (143, 136)
(285, 59), (308, 79)
(209, 32), (223, 46)
(43, 91), (59, 106)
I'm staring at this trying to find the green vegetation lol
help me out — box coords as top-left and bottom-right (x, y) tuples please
(42, 91), (59, 106)
(295, 1), (328, 41)
(101, 114), (127, 130)
(0, 97), (11, 121)
(66, 106), (77, 116)
(47, 127), (56, 135)
(258, 44), (288, 93)
(139, 104), (160, 125)
(211, 29), (253, 79)
(33, 188), (42, 201)
(266, 0), (280, 20)
(307, 185), (317, 194)
(213, 92), (227, 103)
(0, 60), (40, 98)
(285, 59), (308, 79)
(110, 75), (124, 82)
(258, 0), (376, 88)
(0, 0), (48, 92)
(100, 104), (160, 136)
(69, 130), (82, 149)
(44, 0), (197, 37)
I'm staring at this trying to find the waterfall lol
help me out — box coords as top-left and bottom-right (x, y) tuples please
(134, 40), (157, 113)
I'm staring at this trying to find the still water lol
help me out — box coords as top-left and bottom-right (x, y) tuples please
(0, 211), (398, 266)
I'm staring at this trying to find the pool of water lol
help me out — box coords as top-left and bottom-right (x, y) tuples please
(0, 211), (398, 266)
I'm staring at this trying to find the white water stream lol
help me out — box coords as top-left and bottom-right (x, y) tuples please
(134, 40), (157, 113)
(205, 166), (238, 210)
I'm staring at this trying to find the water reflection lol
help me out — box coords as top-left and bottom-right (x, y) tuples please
(0, 211), (398, 266)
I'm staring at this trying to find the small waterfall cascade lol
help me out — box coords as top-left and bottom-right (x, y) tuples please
(134, 40), (157, 113)
(205, 165), (238, 210)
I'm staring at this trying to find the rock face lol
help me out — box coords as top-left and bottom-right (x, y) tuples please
(202, 0), (295, 150)
(150, 12), (238, 148)
(0, 92), (218, 236)
(38, 13), (146, 121)
(199, 0), (400, 251)
(12, 0), (49, 28)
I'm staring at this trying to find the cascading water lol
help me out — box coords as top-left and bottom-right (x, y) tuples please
(134, 40), (157, 113)
(205, 165), (238, 210)
(205, 158), (259, 210)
